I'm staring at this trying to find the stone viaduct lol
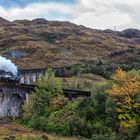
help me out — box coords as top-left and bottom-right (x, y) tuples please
(0, 81), (34, 117)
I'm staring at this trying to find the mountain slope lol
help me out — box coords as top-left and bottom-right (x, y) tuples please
(0, 17), (139, 69)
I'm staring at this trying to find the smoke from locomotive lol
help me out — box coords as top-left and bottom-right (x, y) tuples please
(0, 56), (17, 75)
(0, 56), (19, 82)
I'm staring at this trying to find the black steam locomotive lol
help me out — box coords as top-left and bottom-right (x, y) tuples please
(0, 70), (20, 83)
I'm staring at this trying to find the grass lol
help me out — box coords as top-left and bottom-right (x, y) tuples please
(0, 122), (81, 140)
(58, 73), (107, 90)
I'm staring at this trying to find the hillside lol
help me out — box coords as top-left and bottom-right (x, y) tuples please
(0, 17), (139, 69)
(0, 121), (81, 140)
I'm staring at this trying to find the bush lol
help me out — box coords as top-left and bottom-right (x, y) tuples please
(69, 116), (93, 137)
(91, 133), (115, 140)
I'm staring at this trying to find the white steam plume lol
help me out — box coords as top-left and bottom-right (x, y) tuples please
(0, 56), (18, 75)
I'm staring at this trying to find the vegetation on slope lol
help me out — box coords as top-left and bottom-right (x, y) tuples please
(0, 17), (139, 69)
(0, 121), (80, 140)
(22, 68), (140, 140)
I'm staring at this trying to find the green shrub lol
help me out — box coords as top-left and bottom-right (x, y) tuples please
(69, 115), (93, 137)
(91, 133), (115, 140)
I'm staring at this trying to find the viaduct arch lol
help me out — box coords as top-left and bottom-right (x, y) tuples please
(0, 82), (33, 117)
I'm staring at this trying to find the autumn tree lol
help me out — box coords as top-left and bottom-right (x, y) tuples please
(109, 68), (140, 129)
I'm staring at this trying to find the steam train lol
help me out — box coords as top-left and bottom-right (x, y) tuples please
(0, 70), (20, 83)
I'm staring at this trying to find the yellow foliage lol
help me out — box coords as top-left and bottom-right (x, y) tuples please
(109, 68), (140, 129)
(120, 119), (136, 129)
(113, 68), (127, 81)
(111, 68), (139, 105)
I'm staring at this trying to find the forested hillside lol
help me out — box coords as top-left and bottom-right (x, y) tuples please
(22, 68), (140, 140)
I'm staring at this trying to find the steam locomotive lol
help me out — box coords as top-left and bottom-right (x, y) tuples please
(0, 70), (20, 83)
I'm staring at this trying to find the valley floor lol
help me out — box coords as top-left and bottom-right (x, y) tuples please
(0, 121), (82, 140)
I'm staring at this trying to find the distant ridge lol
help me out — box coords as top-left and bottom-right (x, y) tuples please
(0, 17), (139, 69)
(0, 17), (10, 24)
